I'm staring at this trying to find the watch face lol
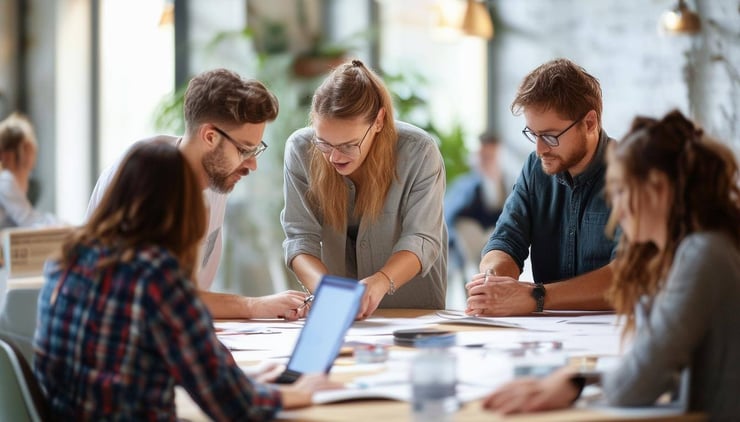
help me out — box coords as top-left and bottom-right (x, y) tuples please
(532, 285), (546, 299)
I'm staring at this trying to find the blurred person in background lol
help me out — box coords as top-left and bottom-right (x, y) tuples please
(445, 132), (510, 281)
(0, 112), (60, 230)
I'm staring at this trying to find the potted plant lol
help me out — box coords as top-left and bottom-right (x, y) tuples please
(292, 36), (349, 78)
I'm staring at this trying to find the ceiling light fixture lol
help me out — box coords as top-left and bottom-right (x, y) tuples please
(461, 0), (494, 39)
(660, 0), (701, 34)
(158, 1), (174, 27)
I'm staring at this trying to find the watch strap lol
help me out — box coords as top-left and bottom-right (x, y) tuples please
(533, 283), (545, 312)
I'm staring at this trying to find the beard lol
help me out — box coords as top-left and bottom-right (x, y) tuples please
(202, 143), (240, 193)
(538, 129), (589, 175)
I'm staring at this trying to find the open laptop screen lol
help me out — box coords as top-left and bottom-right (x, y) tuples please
(275, 275), (365, 383)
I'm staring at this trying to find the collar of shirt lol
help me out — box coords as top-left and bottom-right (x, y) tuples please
(555, 129), (612, 188)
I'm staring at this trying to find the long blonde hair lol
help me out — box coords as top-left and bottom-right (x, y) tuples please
(308, 60), (397, 231)
(606, 110), (740, 334)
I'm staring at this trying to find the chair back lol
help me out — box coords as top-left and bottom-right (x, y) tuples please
(0, 333), (49, 422)
(0, 288), (42, 363)
(1, 227), (70, 312)
(2, 226), (72, 279)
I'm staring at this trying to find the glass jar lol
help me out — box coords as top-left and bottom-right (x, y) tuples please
(410, 334), (458, 422)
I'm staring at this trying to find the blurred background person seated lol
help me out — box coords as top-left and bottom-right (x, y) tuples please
(445, 132), (511, 281)
(0, 113), (59, 230)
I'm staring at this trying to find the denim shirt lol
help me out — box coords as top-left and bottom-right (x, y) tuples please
(482, 130), (617, 284)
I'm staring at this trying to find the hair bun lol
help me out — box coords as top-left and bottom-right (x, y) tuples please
(351, 59), (365, 68)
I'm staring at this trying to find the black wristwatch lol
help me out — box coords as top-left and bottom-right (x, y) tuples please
(531, 283), (546, 313)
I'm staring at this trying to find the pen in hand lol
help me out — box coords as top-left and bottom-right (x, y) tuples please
(298, 294), (314, 310)
(295, 283), (314, 311)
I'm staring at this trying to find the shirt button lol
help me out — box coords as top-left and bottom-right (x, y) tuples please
(360, 241), (368, 248)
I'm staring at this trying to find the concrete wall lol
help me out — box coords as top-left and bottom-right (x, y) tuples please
(0, 0), (19, 119)
(487, 0), (739, 160)
(25, 0), (59, 216)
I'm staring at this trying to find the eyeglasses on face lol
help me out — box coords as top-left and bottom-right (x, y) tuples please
(311, 122), (374, 159)
(522, 113), (588, 147)
(212, 125), (268, 160)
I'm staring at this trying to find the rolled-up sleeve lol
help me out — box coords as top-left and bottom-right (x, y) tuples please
(392, 137), (446, 276)
(482, 156), (534, 271)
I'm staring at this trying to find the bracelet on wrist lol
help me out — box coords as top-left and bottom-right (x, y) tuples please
(377, 270), (396, 295)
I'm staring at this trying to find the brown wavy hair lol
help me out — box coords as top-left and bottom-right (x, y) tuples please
(61, 141), (207, 280)
(606, 110), (740, 334)
(183, 68), (279, 134)
(308, 60), (397, 231)
(511, 58), (602, 127)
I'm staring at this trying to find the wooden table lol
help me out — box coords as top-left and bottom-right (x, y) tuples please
(176, 309), (707, 422)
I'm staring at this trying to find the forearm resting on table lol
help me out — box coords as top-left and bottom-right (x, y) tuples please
(290, 254), (328, 292)
(278, 388), (312, 410)
(542, 263), (615, 310)
(479, 250), (521, 279)
(198, 290), (254, 319)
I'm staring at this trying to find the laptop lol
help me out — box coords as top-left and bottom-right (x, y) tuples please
(274, 275), (366, 384)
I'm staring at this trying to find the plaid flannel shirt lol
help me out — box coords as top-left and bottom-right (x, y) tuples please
(33, 242), (282, 421)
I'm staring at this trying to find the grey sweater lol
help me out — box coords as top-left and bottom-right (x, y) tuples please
(603, 231), (740, 421)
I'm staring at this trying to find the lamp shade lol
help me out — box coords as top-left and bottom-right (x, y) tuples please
(660, 0), (701, 34)
(462, 0), (494, 39)
(159, 1), (174, 27)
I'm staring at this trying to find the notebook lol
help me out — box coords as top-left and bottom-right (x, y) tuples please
(274, 275), (366, 384)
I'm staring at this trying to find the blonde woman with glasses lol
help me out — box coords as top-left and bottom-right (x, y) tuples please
(281, 60), (447, 319)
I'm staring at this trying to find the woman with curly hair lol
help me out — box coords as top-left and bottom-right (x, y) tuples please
(482, 110), (740, 421)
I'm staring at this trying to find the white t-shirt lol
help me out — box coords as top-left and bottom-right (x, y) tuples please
(85, 136), (226, 290)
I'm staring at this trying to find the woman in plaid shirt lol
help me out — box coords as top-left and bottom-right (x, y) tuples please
(33, 141), (334, 421)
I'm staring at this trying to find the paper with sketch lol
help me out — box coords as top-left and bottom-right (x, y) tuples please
(437, 310), (621, 335)
(345, 314), (444, 336)
(312, 383), (493, 404)
(217, 330), (299, 355)
(585, 402), (687, 417)
(436, 310), (557, 331)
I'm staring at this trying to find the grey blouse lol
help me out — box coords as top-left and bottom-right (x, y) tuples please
(281, 121), (447, 309)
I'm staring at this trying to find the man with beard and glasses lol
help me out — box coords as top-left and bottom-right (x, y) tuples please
(466, 58), (619, 317)
(86, 68), (311, 320)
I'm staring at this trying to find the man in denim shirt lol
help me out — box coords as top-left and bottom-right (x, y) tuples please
(466, 58), (617, 316)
